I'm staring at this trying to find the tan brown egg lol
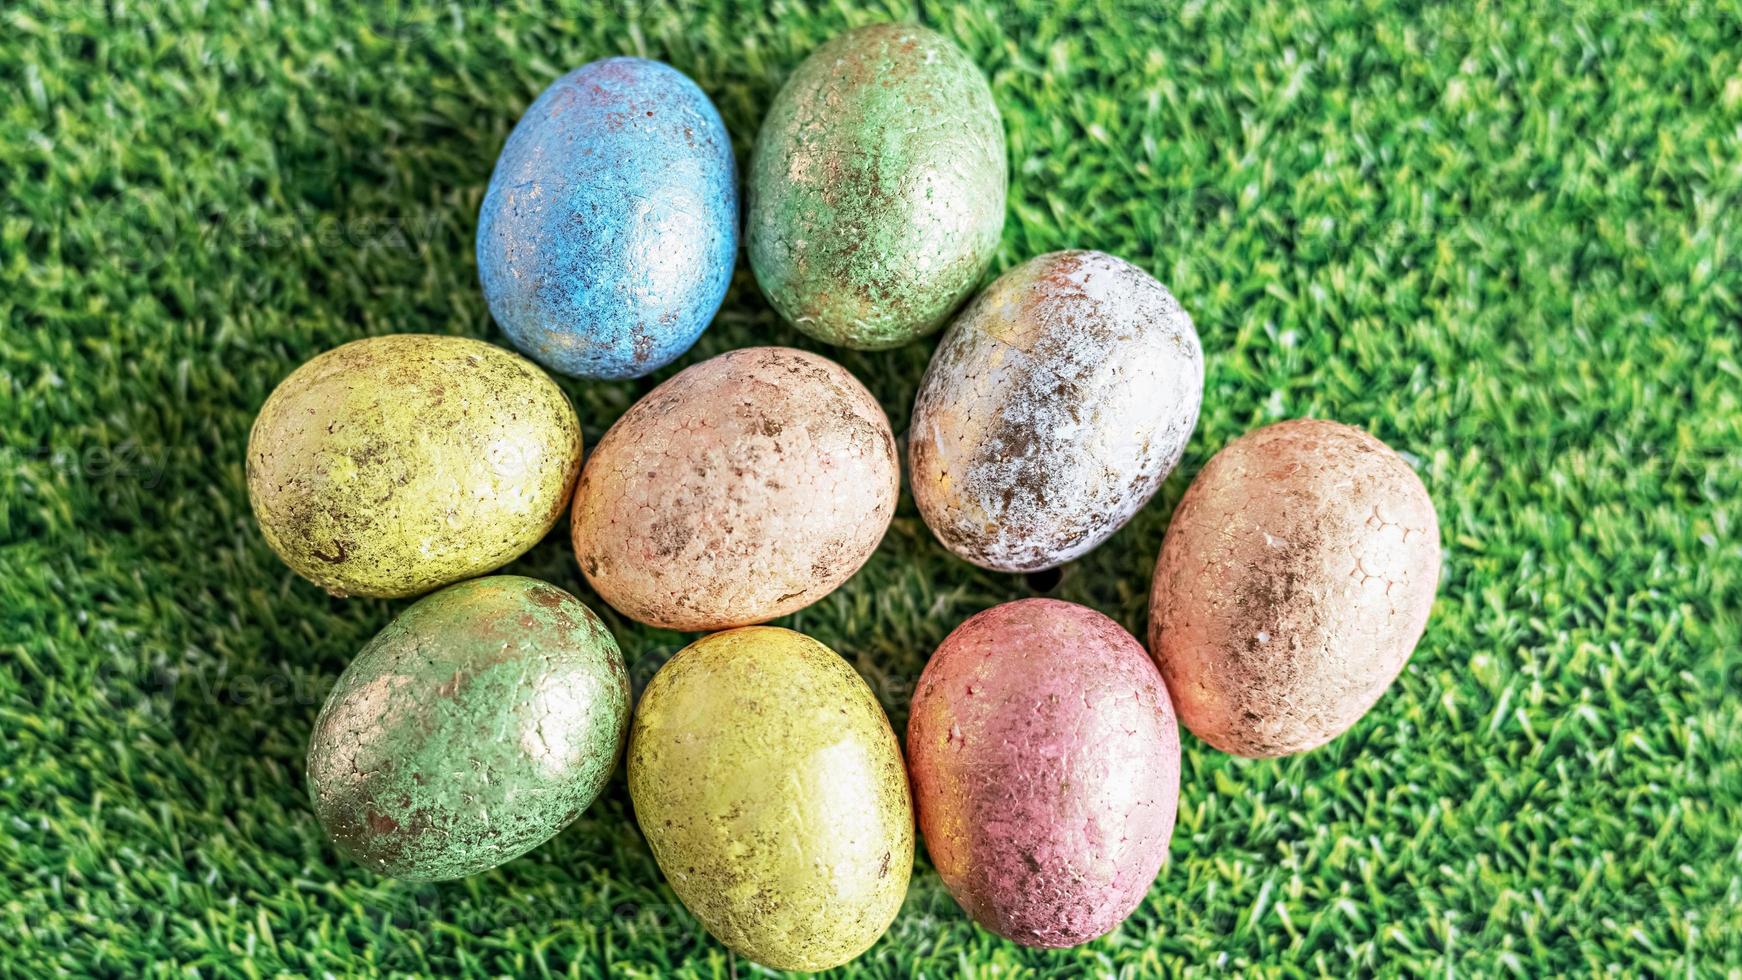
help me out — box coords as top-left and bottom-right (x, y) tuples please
(1148, 419), (1441, 757)
(571, 347), (898, 631)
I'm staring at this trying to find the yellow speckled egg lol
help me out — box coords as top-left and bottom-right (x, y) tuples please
(247, 334), (582, 598)
(628, 626), (914, 972)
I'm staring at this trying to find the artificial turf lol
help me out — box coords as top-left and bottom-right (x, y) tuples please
(3, 0), (1739, 975)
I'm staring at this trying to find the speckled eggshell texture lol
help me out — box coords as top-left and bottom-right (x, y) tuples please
(246, 334), (582, 599)
(1149, 419), (1442, 758)
(477, 57), (738, 380)
(570, 346), (898, 631)
(907, 598), (1180, 948)
(628, 626), (914, 972)
(909, 250), (1204, 572)
(306, 576), (629, 881)
(747, 23), (1006, 350)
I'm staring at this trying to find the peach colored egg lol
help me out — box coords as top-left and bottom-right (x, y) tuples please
(571, 347), (898, 631)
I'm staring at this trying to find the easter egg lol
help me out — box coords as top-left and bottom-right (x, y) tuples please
(1149, 419), (1442, 757)
(628, 626), (914, 972)
(571, 346), (898, 631)
(306, 576), (629, 880)
(747, 23), (1006, 350)
(907, 598), (1180, 948)
(247, 334), (582, 599)
(909, 250), (1203, 573)
(477, 57), (738, 379)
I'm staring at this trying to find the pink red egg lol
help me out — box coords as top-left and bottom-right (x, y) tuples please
(907, 598), (1181, 948)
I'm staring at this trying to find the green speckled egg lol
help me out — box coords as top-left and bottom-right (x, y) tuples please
(307, 576), (629, 881)
(748, 23), (1007, 350)
(628, 627), (914, 971)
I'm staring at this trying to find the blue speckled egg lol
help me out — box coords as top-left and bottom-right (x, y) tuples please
(477, 58), (738, 380)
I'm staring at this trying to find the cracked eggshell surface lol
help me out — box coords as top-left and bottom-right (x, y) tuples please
(1149, 419), (1441, 758)
(570, 346), (898, 632)
(477, 57), (738, 380)
(246, 334), (582, 599)
(907, 598), (1180, 948)
(910, 250), (1203, 572)
(306, 576), (629, 881)
(747, 23), (1006, 350)
(628, 626), (914, 972)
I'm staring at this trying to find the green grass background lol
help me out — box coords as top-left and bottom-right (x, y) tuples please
(4, 0), (1740, 975)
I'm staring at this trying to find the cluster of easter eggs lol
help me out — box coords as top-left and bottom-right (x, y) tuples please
(247, 23), (1441, 972)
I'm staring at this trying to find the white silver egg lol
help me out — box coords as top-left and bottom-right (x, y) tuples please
(909, 250), (1204, 572)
